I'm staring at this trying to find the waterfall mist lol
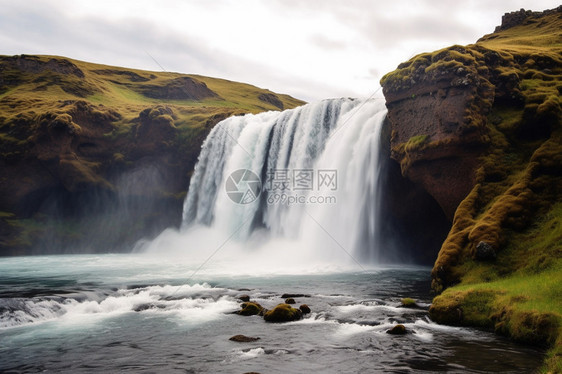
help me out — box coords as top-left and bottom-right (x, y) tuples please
(137, 98), (401, 272)
(20, 163), (181, 255)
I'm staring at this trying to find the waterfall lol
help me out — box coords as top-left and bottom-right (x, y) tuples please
(176, 98), (388, 264)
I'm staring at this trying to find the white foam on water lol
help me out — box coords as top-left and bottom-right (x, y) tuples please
(137, 98), (388, 273)
(223, 347), (266, 363)
(0, 283), (238, 329)
(334, 322), (377, 337)
(335, 304), (400, 314)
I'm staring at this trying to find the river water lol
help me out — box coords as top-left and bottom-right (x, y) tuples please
(0, 254), (544, 373)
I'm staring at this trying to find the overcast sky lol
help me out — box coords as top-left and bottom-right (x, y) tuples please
(0, 0), (559, 102)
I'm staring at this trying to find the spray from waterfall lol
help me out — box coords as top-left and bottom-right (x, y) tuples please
(139, 98), (388, 271)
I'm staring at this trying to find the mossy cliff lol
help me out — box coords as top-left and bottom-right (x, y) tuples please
(382, 7), (562, 372)
(0, 55), (304, 255)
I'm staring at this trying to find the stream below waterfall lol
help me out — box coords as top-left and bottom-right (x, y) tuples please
(0, 254), (544, 373)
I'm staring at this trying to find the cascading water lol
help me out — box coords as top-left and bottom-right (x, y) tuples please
(143, 97), (389, 267)
(2, 99), (546, 374)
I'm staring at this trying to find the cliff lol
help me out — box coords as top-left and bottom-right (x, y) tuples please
(0, 55), (304, 255)
(381, 7), (561, 371)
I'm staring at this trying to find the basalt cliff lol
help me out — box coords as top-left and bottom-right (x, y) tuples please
(0, 56), (304, 255)
(381, 7), (561, 371)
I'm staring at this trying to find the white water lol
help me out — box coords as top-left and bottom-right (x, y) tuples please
(137, 98), (388, 268)
(0, 100), (548, 373)
(0, 255), (544, 373)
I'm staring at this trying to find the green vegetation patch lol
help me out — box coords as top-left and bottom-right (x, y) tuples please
(410, 10), (562, 371)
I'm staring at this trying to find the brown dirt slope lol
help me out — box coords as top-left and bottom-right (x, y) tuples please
(0, 55), (305, 254)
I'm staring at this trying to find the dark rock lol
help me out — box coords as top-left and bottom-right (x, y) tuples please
(284, 298), (296, 304)
(263, 303), (303, 323)
(138, 76), (218, 101)
(237, 302), (263, 316)
(258, 93), (284, 110)
(492, 8), (562, 32)
(299, 304), (311, 314)
(475, 241), (497, 261)
(238, 294), (250, 302)
(229, 335), (260, 343)
(375, 135), (450, 265)
(381, 45), (493, 221)
(133, 303), (166, 312)
(133, 303), (153, 312)
(386, 324), (407, 335)
(281, 293), (310, 298)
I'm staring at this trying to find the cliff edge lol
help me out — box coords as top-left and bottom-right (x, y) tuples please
(381, 7), (562, 371)
(0, 56), (304, 254)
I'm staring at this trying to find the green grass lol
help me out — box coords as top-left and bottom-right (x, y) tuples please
(0, 54), (305, 255)
(450, 261), (561, 314)
(432, 201), (562, 372)
(432, 261), (562, 373)
(379, 9), (562, 371)
(0, 54), (305, 147)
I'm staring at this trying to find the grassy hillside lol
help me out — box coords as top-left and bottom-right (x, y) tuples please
(417, 9), (561, 372)
(0, 54), (303, 144)
(0, 54), (305, 254)
(381, 6), (561, 371)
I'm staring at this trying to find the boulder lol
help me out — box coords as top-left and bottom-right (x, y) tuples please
(238, 294), (250, 302)
(475, 241), (497, 261)
(284, 298), (296, 304)
(299, 304), (311, 314)
(400, 298), (421, 309)
(386, 324), (407, 335)
(229, 335), (260, 343)
(281, 293), (310, 298)
(237, 302), (263, 316)
(263, 303), (303, 323)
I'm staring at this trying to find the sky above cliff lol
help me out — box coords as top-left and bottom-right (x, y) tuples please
(1, 0), (560, 102)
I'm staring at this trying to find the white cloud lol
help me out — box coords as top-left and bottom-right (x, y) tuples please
(0, 0), (560, 101)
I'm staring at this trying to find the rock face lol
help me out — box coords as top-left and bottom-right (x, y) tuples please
(381, 6), (562, 291)
(383, 8), (562, 370)
(381, 46), (493, 220)
(0, 55), (305, 255)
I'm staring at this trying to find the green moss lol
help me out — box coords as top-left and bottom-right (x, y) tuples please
(383, 9), (562, 370)
(0, 211), (15, 218)
(0, 54), (305, 148)
(237, 302), (263, 316)
(401, 298), (417, 307)
(263, 303), (303, 323)
(406, 134), (428, 147)
(431, 260), (561, 340)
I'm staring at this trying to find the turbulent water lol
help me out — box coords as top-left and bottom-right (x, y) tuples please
(0, 255), (544, 373)
(176, 98), (387, 263)
(0, 99), (546, 372)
